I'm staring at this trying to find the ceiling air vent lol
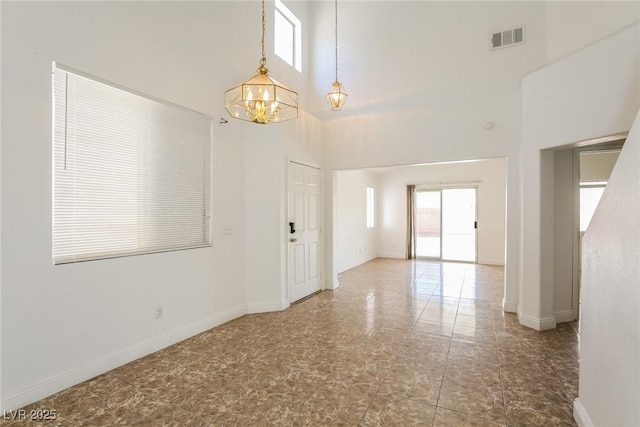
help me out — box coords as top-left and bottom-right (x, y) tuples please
(491, 26), (525, 50)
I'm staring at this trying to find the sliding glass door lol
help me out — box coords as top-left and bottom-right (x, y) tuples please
(414, 187), (477, 262)
(415, 190), (441, 258)
(441, 188), (476, 262)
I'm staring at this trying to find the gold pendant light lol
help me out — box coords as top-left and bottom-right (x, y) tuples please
(326, 0), (347, 111)
(225, 0), (298, 124)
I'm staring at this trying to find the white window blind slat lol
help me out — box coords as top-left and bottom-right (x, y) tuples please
(53, 65), (212, 264)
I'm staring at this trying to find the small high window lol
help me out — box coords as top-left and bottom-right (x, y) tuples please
(580, 182), (607, 232)
(274, 0), (301, 72)
(366, 187), (375, 229)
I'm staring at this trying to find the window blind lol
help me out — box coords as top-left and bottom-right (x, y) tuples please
(52, 64), (212, 264)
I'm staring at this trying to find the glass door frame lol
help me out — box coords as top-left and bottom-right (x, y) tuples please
(414, 184), (478, 263)
(414, 188), (442, 259)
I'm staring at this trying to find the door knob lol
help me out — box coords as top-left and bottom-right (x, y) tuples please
(289, 238), (298, 243)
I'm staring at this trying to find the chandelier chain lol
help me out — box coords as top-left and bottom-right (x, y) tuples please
(334, 0), (339, 82)
(261, 0), (266, 64)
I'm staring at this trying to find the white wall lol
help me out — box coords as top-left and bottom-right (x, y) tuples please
(580, 150), (620, 182)
(544, 1), (640, 64)
(0, 2), (245, 410)
(514, 23), (639, 331)
(243, 126), (284, 313)
(334, 158), (507, 275)
(0, 0), (324, 411)
(241, 0), (326, 308)
(2, 0), (639, 415)
(335, 170), (378, 273)
(320, 1), (547, 293)
(498, 1), (639, 316)
(576, 110), (640, 427)
(243, 112), (325, 312)
(319, 2), (640, 316)
(321, 1), (547, 166)
(376, 159), (507, 265)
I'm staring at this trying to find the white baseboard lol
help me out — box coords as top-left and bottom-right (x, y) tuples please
(377, 253), (405, 259)
(554, 309), (577, 324)
(337, 255), (378, 275)
(325, 277), (339, 290)
(502, 297), (518, 313)
(574, 398), (593, 427)
(246, 300), (288, 314)
(1, 304), (247, 413)
(477, 258), (505, 266)
(375, 254), (504, 265)
(517, 309), (557, 331)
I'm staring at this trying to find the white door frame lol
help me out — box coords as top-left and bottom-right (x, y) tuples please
(286, 159), (323, 303)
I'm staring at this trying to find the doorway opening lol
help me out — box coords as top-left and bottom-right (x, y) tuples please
(540, 136), (625, 330)
(414, 187), (477, 263)
(575, 146), (622, 325)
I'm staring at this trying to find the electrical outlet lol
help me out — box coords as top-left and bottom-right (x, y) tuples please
(222, 225), (233, 235)
(155, 307), (163, 320)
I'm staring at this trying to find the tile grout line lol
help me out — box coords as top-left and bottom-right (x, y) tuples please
(493, 306), (509, 427)
(430, 296), (457, 427)
(540, 339), (578, 408)
(356, 276), (429, 426)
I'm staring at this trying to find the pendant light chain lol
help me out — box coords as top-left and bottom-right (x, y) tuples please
(261, 0), (266, 65)
(334, 0), (339, 82)
(326, 0), (347, 111)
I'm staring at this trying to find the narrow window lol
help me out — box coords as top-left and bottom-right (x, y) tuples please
(274, 0), (302, 72)
(52, 64), (212, 264)
(366, 187), (375, 229)
(579, 182), (607, 232)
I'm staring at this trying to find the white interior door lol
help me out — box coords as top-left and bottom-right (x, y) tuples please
(288, 162), (321, 302)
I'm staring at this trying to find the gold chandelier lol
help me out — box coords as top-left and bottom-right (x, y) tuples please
(326, 0), (347, 111)
(225, 0), (298, 124)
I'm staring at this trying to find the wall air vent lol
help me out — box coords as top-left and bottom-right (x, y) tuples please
(491, 26), (525, 50)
